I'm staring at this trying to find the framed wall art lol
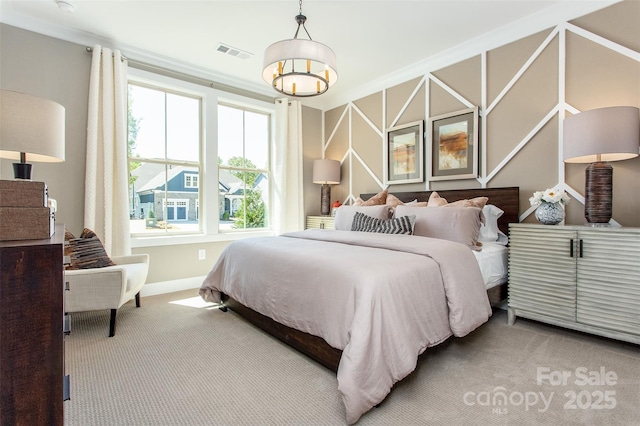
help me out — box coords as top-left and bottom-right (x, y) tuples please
(428, 107), (479, 181)
(384, 120), (424, 185)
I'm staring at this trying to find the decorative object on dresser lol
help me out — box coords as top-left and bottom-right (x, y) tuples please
(312, 158), (340, 216)
(262, 0), (337, 97)
(508, 223), (640, 345)
(563, 106), (640, 224)
(529, 187), (570, 225)
(0, 89), (65, 179)
(0, 179), (54, 241)
(0, 225), (68, 425)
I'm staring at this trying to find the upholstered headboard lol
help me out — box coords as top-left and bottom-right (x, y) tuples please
(360, 187), (519, 236)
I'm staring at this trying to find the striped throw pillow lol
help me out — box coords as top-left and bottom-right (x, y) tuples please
(351, 212), (415, 235)
(64, 228), (115, 270)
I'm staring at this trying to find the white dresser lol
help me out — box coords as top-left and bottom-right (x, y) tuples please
(508, 223), (640, 344)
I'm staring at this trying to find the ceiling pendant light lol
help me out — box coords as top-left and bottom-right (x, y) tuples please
(262, 0), (337, 97)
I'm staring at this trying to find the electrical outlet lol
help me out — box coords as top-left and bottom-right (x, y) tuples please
(198, 249), (206, 260)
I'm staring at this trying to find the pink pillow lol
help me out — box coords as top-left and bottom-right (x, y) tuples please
(395, 205), (483, 250)
(427, 191), (448, 206)
(427, 191), (488, 210)
(354, 189), (388, 206)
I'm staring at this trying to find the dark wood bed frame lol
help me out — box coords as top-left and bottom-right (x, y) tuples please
(221, 187), (519, 372)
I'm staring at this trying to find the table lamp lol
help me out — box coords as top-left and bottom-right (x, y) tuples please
(563, 106), (639, 224)
(312, 158), (340, 216)
(0, 90), (65, 179)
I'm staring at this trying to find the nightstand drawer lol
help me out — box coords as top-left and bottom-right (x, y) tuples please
(306, 216), (335, 229)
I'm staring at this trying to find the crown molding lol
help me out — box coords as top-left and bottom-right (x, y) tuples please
(314, 0), (620, 112)
(1, 0), (620, 112)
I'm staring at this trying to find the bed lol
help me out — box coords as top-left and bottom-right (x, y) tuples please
(200, 187), (518, 424)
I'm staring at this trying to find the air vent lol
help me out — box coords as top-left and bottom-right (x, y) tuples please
(216, 43), (253, 60)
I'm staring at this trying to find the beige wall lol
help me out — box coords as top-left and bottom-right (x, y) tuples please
(1, 24), (90, 234)
(322, 1), (640, 227)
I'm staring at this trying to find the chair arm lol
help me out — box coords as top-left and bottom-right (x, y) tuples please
(111, 254), (149, 266)
(64, 266), (128, 312)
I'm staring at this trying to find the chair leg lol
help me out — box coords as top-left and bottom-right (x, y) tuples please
(109, 309), (117, 337)
(135, 292), (141, 308)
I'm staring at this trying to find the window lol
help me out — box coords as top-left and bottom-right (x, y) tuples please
(218, 104), (270, 231)
(127, 67), (274, 243)
(128, 82), (202, 235)
(184, 173), (198, 188)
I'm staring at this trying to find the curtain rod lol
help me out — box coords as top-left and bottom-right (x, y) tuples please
(85, 47), (275, 104)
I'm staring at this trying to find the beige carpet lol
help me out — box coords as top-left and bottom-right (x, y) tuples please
(64, 289), (640, 426)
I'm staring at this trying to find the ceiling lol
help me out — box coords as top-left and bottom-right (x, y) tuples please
(0, 0), (616, 110)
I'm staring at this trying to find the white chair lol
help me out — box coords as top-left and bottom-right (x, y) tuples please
(64, 254), (149, 337)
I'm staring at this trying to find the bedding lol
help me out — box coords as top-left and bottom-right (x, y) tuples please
(200, 229), (492, 424)
(479, 204), (509, 245)
(473, 242), (509, 289)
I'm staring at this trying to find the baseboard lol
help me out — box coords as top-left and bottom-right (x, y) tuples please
(140, 276), (205, 297)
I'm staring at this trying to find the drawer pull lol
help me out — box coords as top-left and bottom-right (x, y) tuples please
(63, 375), (70, 401)
(569, 239), (574, 257)
(63, 314), (71, 335)
(579, 239), (584, 258)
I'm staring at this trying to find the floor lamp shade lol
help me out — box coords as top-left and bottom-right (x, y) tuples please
(312, 159), (340, 216)
(563, 106), (640, 223)
(0, 90), (65, 179)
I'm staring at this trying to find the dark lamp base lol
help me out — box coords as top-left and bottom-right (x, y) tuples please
(13, 162), (33, 180)
(320, 184), (331, 216)
(584, 161), (612, 224)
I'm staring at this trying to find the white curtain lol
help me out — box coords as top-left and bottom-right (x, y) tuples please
(84, 45), (130, 256)
(272, 99), (304, 234)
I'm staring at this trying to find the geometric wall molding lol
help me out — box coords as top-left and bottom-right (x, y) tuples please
(324, 2), (639, 226)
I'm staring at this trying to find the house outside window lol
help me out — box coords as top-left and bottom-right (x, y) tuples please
(218, 104), (270, 231)
(128, 82), (202, 234)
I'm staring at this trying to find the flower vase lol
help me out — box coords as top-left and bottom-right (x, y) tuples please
(535, 202), (564, 225)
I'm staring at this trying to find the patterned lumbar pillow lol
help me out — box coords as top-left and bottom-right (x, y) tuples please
(351, 211), (415, 235)
(65, 228), (115, 270)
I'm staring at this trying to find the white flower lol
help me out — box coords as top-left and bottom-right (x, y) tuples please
(530, 188), (570, 207)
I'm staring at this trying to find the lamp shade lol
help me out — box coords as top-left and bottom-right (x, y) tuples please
(563, 106), (639, 164)
(0, 90), (65, 163)
(312, 159), (340, 184)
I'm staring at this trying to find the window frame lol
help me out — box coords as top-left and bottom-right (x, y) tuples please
(127, 68), (276, 248)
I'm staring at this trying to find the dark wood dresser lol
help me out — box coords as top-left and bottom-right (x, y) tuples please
(1, 224), (66, 425)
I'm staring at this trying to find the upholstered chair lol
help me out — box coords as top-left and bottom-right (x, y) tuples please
(64, 254), (149, 337)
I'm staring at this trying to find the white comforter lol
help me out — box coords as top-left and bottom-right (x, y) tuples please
(200, 229), (492, 423)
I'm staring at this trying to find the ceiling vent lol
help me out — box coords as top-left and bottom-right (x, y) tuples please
(216, 43), (252, 60)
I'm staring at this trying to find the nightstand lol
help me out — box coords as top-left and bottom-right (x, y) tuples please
(507, 223), (640, 344)
(306, 215), (335, 230)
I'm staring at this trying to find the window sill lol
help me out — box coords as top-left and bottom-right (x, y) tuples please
(130, 229), (275, 248)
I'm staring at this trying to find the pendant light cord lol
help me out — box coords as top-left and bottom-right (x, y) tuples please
(293, 0), (312, 40)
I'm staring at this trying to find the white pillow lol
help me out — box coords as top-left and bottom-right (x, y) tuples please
(334, 205), (393, 231)
(479, 204), (508, 245)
